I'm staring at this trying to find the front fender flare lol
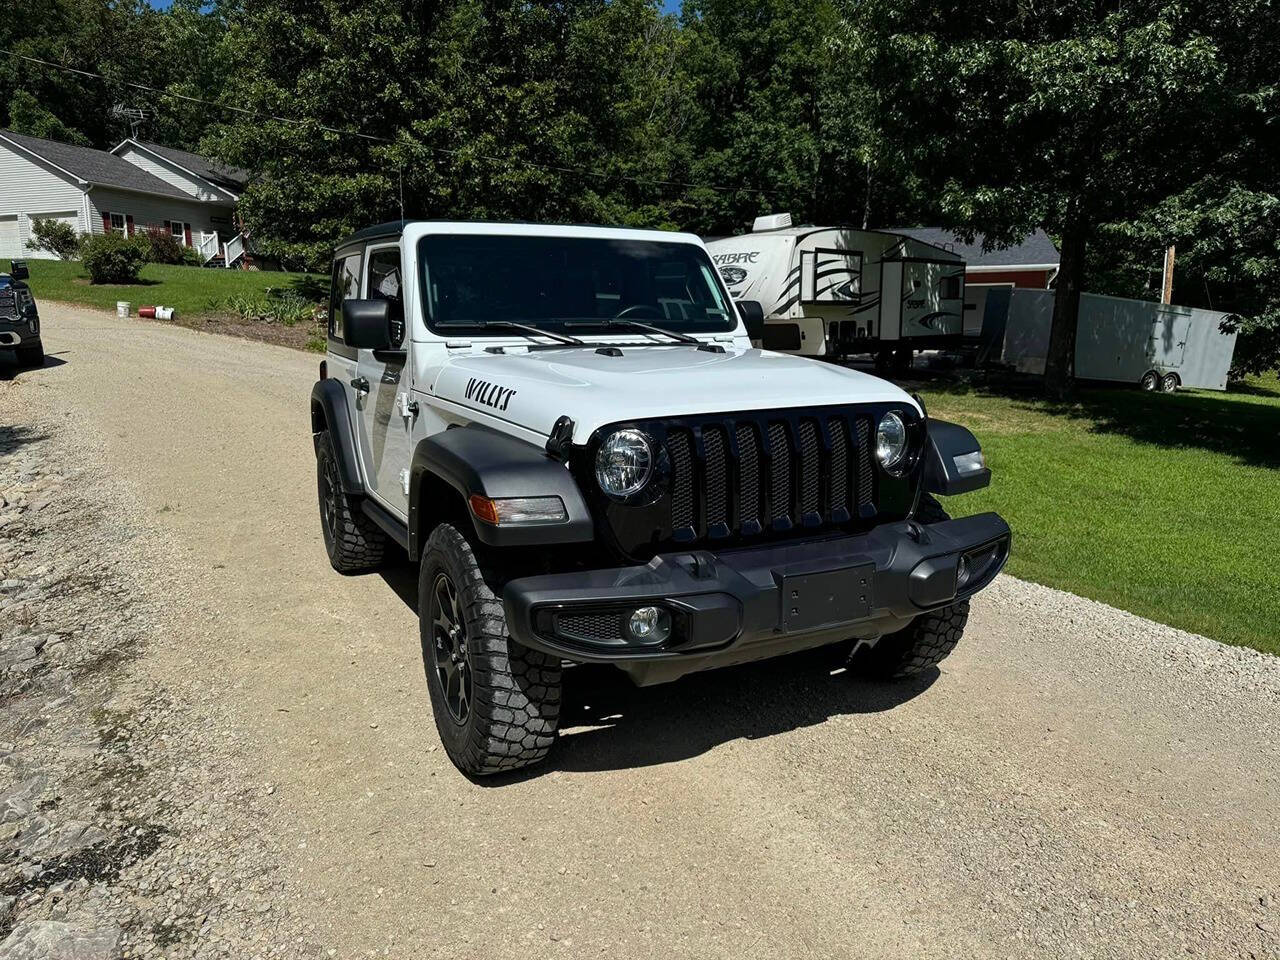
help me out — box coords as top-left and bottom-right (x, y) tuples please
(922, 419), (991, 495)
(409, 425), (594, 555)
(310, 378), (364, 496)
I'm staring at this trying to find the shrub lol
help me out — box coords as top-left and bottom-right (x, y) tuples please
(80, 234), (149, 284)
(142, 226), (186, 265)
(27, 218), (82, 260)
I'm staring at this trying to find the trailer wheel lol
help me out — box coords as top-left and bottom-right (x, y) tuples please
(1159, 372), (1179, 393)
(1140, 370), (1159, 391)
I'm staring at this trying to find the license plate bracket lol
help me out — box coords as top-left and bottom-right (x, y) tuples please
(778, 562), (874, 632)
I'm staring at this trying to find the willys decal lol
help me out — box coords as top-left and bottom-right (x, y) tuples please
(464, 377), (518, 412)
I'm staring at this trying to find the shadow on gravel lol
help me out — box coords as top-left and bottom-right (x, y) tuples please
(0, 352), (67, 381)
(0, 422), (49, 454)
(380, 559), (938, 778)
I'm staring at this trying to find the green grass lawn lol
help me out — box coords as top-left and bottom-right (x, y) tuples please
(22, 258), (325, 319)
(924, 373), (1280, 656)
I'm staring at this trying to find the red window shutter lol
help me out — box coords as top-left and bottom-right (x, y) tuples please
(184, 224), (192, 247)
(164, 220), (171, 231)
(125, 215), (134, 237)
(102, 211), (111, 232)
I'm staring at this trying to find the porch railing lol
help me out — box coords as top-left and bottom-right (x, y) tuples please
(196, 232), (219, 263)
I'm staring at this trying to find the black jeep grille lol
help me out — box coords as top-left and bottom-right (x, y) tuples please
(660, 410), (877, 543)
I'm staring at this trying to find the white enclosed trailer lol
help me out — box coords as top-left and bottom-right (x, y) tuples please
(1001, 288), (1238, 391)
(706, 214), (966, 360)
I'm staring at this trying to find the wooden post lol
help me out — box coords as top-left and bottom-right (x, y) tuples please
(1161, 245), (1175, 304)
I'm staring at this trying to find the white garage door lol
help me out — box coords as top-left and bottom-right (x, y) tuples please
(0, 215), (20, 261)
(24, 210), (81, 259)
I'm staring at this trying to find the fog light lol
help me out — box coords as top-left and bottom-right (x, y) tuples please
(956, 554), (972, 590)
(627, 606), (671, 644)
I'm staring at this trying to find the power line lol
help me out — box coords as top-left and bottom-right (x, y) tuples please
(2, 48), (769, 198)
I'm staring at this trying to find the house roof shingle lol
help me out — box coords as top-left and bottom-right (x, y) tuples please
(0, 129), (194, 200)
(889, 227), (1060, 269)
(132, 140), (249, 193)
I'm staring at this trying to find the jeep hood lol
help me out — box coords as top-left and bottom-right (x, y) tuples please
(430, 345), (920, 441)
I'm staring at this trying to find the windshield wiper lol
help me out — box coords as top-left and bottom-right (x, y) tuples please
(437, 319), (584, 346)
(565, 317), (702, 344)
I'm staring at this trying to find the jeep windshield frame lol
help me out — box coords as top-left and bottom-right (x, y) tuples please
(417, 233), (738, 338)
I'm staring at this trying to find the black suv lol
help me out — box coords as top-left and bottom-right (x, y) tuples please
(0, 260), (44, 368)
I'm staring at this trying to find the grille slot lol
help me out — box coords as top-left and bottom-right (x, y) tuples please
(667, 430), (695, 530)
(735, 423), (761, 529)
(797, 420), (820, 518)
(854, 418), (874, 507)
(767, 422), (792, 524)
(703, 426), (728, 530)
(827, 417), (849, 515)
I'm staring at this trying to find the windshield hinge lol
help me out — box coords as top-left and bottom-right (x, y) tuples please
(545, 416), (575, 460)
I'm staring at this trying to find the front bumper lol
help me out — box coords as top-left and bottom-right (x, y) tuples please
(0, 316), (39, 348)
(504, 512), (1010, 684)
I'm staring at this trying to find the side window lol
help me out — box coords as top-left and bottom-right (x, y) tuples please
(366, 248), (404, 347)
(328, 252), (362, 342)
(940, 274), (962, 300)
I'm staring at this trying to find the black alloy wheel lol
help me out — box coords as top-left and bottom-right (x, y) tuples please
(429, 572), (472, 724)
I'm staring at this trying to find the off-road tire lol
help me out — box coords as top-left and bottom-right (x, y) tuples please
(15, 340), (43, 368)
(852, 491), (969, 678)
(419, 522), (561, 776)
(315, 429), (387, 573)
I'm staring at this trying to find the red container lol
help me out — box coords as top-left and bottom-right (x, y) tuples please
(138, 306), (157, 318)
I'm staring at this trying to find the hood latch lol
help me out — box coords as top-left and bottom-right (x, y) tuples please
(545, 415), (575, 460)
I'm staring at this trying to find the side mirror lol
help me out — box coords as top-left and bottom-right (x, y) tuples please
(9, 260), (29, 281)
(343, 298), (392, 351)
(737, 300), (766, 341)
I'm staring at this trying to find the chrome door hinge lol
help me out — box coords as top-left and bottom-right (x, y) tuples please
(400, 468), (411, 497)
(398, 392), (419, 419)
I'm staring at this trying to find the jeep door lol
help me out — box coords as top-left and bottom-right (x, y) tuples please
(352, 243), (411, 517)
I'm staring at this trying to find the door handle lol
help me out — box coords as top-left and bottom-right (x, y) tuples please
(350, 376), (370, 394)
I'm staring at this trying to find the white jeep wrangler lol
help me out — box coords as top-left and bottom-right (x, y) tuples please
(311, 221), (1010, 776)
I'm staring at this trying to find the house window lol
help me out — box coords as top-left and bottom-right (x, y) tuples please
(108, 213), (126, 236)
(169, 221), (190, 247)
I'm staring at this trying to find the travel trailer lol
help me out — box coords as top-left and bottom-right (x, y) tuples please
(706, 214), (966, 363)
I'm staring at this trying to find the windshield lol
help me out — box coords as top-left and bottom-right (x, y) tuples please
(418, 234), (737, 336)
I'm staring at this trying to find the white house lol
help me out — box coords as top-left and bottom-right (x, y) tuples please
(0, 130), (250, 266)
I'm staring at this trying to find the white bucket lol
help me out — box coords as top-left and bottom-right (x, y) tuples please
(155, 306), (175, 321)
(116, 301), (130, 318)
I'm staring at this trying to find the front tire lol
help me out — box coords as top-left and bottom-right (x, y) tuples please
(419, 523), (561, 776)
(15, 340), (43, 368)
(315, 429), (387, 573)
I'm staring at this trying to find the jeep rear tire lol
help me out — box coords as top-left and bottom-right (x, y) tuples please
(419, 522), (561, 776)
(853, 491), (970, 678)
(15, 340), (43, 368)
(316, 429), (387, 573)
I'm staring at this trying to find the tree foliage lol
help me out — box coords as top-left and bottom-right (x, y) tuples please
(3, 0), (1277, 375)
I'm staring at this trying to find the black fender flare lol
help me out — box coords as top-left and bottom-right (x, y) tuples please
(409, 425), (594, 555)
(922, 419), (991, 495)
(310, 379), (364, 496)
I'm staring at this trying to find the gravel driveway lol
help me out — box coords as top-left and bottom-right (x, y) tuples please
(1, 303), (1278, 959)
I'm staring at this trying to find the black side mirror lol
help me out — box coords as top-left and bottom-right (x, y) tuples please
(738, 300), (766, 341)
(9, 260), (29, 281)
(343, 298), (392, 350)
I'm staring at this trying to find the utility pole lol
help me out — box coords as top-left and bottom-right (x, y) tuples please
(1161, 245), (1175, 304)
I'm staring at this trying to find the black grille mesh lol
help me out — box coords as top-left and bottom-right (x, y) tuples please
(657, 412), (878, 540)
(668, 430), (694, 529)
(797, 420), (820, 517)
(855, 419), (874, 507)
(703, 427), (727, 527)
(736, 423), (761, 527)
(767, 422), (791, 522)
(557, 612), (625, 644)
(827, 417), (849, 514)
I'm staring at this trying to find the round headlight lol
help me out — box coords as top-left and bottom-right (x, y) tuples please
(595, 429), (653, 499)
(875, 411), (909, 472)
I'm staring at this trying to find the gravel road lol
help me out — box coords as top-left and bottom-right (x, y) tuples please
(2, 303), (1278, 959)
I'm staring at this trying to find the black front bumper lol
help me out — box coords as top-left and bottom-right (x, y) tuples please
(0, 316), (39, 348)
(504, 512), (1010, 684)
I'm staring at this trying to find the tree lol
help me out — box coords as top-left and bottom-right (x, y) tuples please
(845, 0), (1240, 394)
